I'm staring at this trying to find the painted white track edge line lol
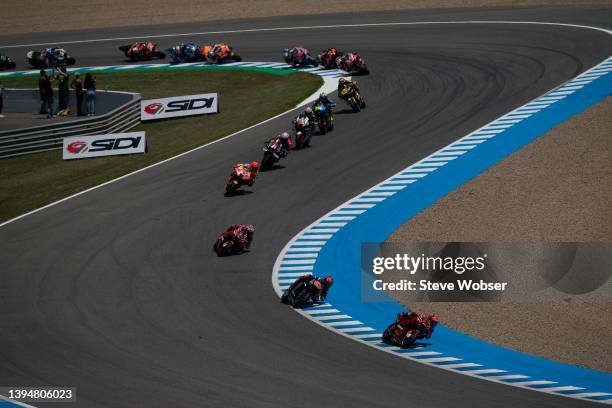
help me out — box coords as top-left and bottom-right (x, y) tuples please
(0, 70), (336, 229)
(1, 20), (611, 49)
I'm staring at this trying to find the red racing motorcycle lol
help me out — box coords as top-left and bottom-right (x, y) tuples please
(336, 52), (369, 75)
(119, 41), (166, 61)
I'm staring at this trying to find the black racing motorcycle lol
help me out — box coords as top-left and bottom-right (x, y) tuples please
(0, 53), (16, 70)
(281, 277), (319, 307)
(261, 138), (286, 170)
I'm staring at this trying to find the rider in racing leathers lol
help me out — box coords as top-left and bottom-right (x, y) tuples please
(209, 43), (231, 61)
(395, 312), (439, 340)
(172, 43), (200, 63)
(283, 46), (314, 66)
(337, 52), (357, 70)
(314, 92), (336, 110)
(294, 109), (316, 132)
(268, 132), (293, 156)
(303, 106), (317, 124)
(41, 48), (66, 66)
(287, 274), (334, 303)
(313, 92), (336, 127)
(337, 77), (360, 99)
(224, 224), (255, 251)
(231, 161), (259, 187)
(128, 41), (155, 59)
(320, 47), (339, 68)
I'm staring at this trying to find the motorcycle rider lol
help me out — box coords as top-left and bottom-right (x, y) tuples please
(224, 224), (255, 251)
(231, 161), (259, 187)
(337, 77), (360, 99)
(283, 46), (314, 66)
(315, 92), (335, 110)
(294, 110), (315, 130)
(313, 92), (336, 127)
(172, 43), (200, 63)
(128, 41), (154, 59)
(267, 131), (293, 156)
(337, 52), (357, 70)
(0, 53), (14, 69)
(395, 312), (439, 340)
(40, 47), (66, 66)
(320, 47), (339, 68)
(283, 274), (334, 304)
(303, 106), (316, 124)
(210, 43), (231, 61)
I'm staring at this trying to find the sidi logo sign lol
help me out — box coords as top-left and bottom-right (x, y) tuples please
(63, 132), (146, 160)
(140, 93), (218, 121)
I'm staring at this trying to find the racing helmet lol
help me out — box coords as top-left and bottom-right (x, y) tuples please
(319, 92), (327, 99)
(249, 161), (260, 171)
(338, 78), (348, 84)
(305, 107), (313, 114)
(324, 276), (334, 286)
(244, 224), (255, 235)
(429, 315), (439, 327)
(280, 132), (290, 139)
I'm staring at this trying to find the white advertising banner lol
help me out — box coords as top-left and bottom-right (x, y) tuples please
(63, 132), (146, 160)
(140, 93), (218, 121)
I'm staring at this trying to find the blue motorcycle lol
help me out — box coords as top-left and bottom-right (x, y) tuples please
(165, 43), (203, 64)
(313, 102), (335, 135)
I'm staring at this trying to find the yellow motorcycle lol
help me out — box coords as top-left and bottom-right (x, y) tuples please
(339, 86), (366, 112)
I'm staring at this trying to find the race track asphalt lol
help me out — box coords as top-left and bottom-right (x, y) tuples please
(1, 6), (611, 408)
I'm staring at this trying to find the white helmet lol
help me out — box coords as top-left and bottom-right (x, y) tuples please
(281, 132), (290, 139)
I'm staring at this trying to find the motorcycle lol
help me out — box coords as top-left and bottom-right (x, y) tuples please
(0, 53), (16, 70)
(283, 48), (319, 67)
(165, 44), (205, 63)
(313, 103), (334, 135)
(26, 48), (75, 68)
(207, 45), (242, 64)
(281, 277), (321, 307)
(213, 232), (240, 256)
(336, 52), (369, 75)
(339, 86), (366, 112)
(119, 41), (165, 61)
(318, 48), (341, 69)
(225, 174), (242, 197)
(293, 115), (314, 149)
(224, 167), (253, 196)
(382, 316), (423, 348)
(261, 138), (286, 170)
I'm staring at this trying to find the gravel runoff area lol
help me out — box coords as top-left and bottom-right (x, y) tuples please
(386, 97), (612, 372)
(0, 0), (609, 35)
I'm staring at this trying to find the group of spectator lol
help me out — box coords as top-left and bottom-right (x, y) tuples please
(38, 68), (96, 118)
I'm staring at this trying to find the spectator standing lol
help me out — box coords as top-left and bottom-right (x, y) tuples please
(38, 69), (47, 115)
(41, 72), (54, 118)
(57, 67), (70, 116)
(84, 73), (96, 116)
(70, 73), (84, 116)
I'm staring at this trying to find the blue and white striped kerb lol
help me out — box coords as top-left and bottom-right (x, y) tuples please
(272, 55), (612, 404)
(0, 61), (347, 78)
